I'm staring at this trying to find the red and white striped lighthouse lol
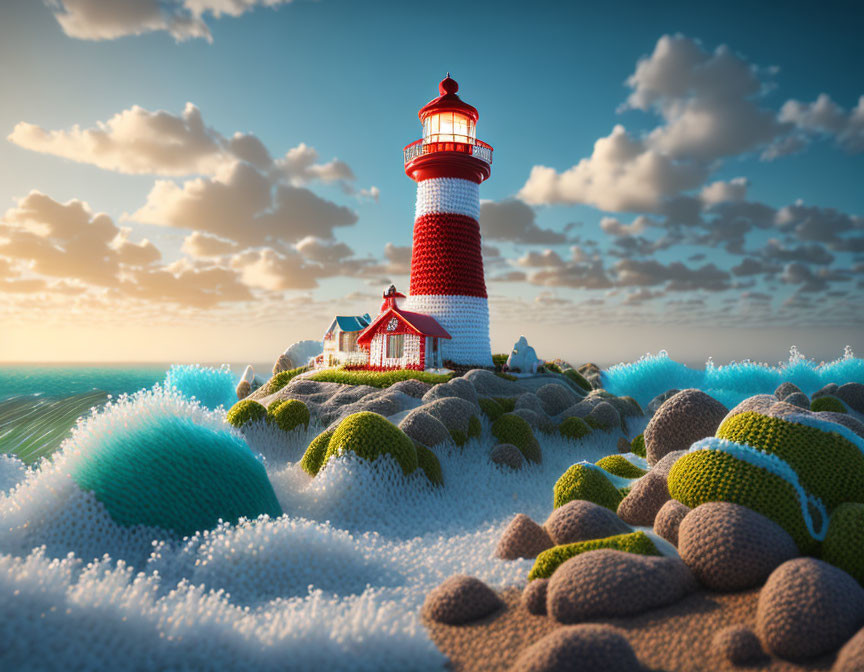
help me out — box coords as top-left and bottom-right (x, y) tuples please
(402, 75), (494, 367)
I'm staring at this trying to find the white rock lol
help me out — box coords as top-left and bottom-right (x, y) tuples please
(283, 340), (324, 368)
(241, 365), (255, 384)
(506, 335), (542, 374)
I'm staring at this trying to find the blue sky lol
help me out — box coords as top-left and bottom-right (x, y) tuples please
(0, 0), (862, 365)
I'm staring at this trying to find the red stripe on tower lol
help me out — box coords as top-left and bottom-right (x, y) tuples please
(402, 75), (494, 367)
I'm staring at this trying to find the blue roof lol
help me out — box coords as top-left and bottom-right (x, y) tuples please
(335, 314), (371, 332)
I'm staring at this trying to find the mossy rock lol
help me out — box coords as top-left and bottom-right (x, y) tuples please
(479, 397), (505, 421)
(491, 413), (541, 464)
(810, 396), (848, 414)
(630, 433), (646, 458)
(300, 429), (334, 476)
(822, 503), (864, 585)
(468, 415), (482, 438)
(493, 397), (517, 413)
(553, 463), (623, 511)
(559, 417), (591, 440)
(267, 366), (309, 394)
(716, 411), (864, 510)
(563, 368), (592, 392)
(528, 531), (659, 581)
(620, 395), (644, 416)
(668, 446), (823, 553)
(226, 399), (267, 428)
(596, 454), (647, 479)
(415, 443), (444, 486)
(270, 399), (310, 432)
(545, 361), (563, 374)
(267, 399), (286, 414)
(324, 412), (418, 475)
(450, 429), (467, 446)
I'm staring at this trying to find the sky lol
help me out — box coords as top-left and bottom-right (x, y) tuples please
(0, 0), (862, 367)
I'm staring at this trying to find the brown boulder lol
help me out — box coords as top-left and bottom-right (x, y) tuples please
(644, 389), (727, 465)
(522, 578), (549, 616)
(490, 443), (526, 470)
(495, 514), (554, 560)
(712, 625), (765, 666)
(678, 502), (799, 592)
(833, 625), (864, 672)
(511, 624), (642, 672)
(422, 575), (504, 625)
(543, 499), (631, 546)
(617, 471), (670, 527)
(653, 499), (690, 547)
(757, 558), (864, 660)
(546, 549), (695, 624)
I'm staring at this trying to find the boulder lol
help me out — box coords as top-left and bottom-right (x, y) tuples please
(653, 499), (690, 547)
(515, 393), (546, 416)
(783, 392), (811, 409)
(546, 549), (695, 623)
(490, 443), (526, 470)
(587, 401), (620, 431)
(836, 382), (864, 414)
(813, 382), (840, 399)
(522, 578), (549, 616)
(462, 368), (522, 396)
(543, 499), (631, 546)
(399, 410), (451, 448)
(651, 449), (687, 479)
(617, 471), (670, 527)
(511, 624), (642, 672)
(388, 378), (432, 399)
(774, 382), (804, 401)
(422, 377), (478, 406)
(712, 625), (765, 666)
(495, 514), (554, 560)
(506, 335), (542, 374)
(757, 558), (864, 660)
(536, 384), (579, 416)
(816, 412), (864, 438)
(833, 626), (864, 672)
(647, 388), (680, 415)
(422, 575), (504, 625)
(678, 502), (799, 592)
(235, 380), (251, 400)
(272, 353), (293, 375)
(644, 389), (727, 465)
(421, 397), (477, 435)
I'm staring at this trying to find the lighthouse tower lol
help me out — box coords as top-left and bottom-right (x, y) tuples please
(402, 75), (494, 367)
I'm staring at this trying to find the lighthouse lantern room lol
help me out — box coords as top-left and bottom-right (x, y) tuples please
(401, 75), (494, 367)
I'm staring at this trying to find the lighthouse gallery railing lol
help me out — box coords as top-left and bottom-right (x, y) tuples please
(403, 139), (493, 166)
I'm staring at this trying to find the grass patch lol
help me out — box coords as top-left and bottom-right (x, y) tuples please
(307, 368), (453, 388)
(267, 366), (310, 394)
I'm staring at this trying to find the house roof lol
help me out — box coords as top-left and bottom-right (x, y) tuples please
(357, 306), (451, 344)
(324, 314), (370, 338)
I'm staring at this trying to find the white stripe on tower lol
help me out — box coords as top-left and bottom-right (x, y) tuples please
(405, 176), (493, 367)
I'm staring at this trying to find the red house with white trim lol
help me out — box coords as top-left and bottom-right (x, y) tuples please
(357, 285), (451, 370)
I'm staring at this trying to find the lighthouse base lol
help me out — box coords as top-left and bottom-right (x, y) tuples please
(404, 294), (493, 367)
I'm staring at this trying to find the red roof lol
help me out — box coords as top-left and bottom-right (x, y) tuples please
(357, 305), (451, 344)
(419, 75), (479, 123)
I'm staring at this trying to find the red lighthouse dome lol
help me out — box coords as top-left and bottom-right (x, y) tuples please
(402, 75), (494, 367)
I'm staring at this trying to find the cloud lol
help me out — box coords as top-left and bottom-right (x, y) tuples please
(600, 216), (649, 237)
(181, 231), (239, 257)
(779, 262), (848, 293)
(518, 125), (706, 212)
(131, 161), (357, 246)
(700, 177), (749, 205)
(478, 199), (568, 244)
(47, 0), (296, 42)
(761, 239), (834, 265)
(778, 94), (864, 154)
(515, 249), (566, 267)
(625, 35), (784, 162)
(124, 260), (253, 307)
(613, 258), (731, 291)
(229, 248), (319, 291)
(775, 202), (864, 243)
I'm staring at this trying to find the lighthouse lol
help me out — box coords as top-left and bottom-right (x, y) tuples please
(402, 75), (494, 367)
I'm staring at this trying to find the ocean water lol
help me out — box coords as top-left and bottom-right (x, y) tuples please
(1, 348), (863, 670)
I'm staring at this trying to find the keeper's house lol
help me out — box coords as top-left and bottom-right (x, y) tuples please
(356, 285), (450, 370)
(322, 313), (371, 367)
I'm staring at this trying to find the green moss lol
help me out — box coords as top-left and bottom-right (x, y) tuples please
(492, 353), (508, 369)
(491, 413), (541, 463)
(324, 411), (418, 475)
(618, 485), (633, 498)
(307, 368), (452, 388)
(559, 417), (591, 440)
(810, 396), (848, 414)
(267, 366), (310, 394)
(300, 430), (334, 476)
(596, 454), (647, 479)
(822, 503), (864, 585)
(716, 411), (864, 509)
(415, 443), (444, 486)
(563, 368), (592, 392)
(630, 434), (646, 458)
(479, 397), (504, 421)
(267, 399), (286, 414)
(528, 531), (659, 581)
(553, 463), (623, 511)
(545, 361), (563, 374)
(495, 372), (518, 381)
(468, 415), (482, 439)
(668, 448), (821, 553)
(450, 429), (467, 446)
(270, 399), (310, 432)
(584, 416), (608, 431)
(493, 397), (517, 413)
(226, 399), (267, 428)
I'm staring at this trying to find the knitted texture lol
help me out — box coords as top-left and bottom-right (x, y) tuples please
(407, 177), (492, 366)
(529, 531), (659, 581)
(421, 575), (503, 625)
(553, 462), (623, 511)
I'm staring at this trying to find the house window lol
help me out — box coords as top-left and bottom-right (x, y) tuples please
(339, 331), (356, 351)
(387, 334), (404, 359)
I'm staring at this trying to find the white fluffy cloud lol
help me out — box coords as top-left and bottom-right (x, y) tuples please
(518, 125), (706, 212)
(700, 177), (749, 206)
(776, 94), (864, 154)
(47, 0), (295, 42)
